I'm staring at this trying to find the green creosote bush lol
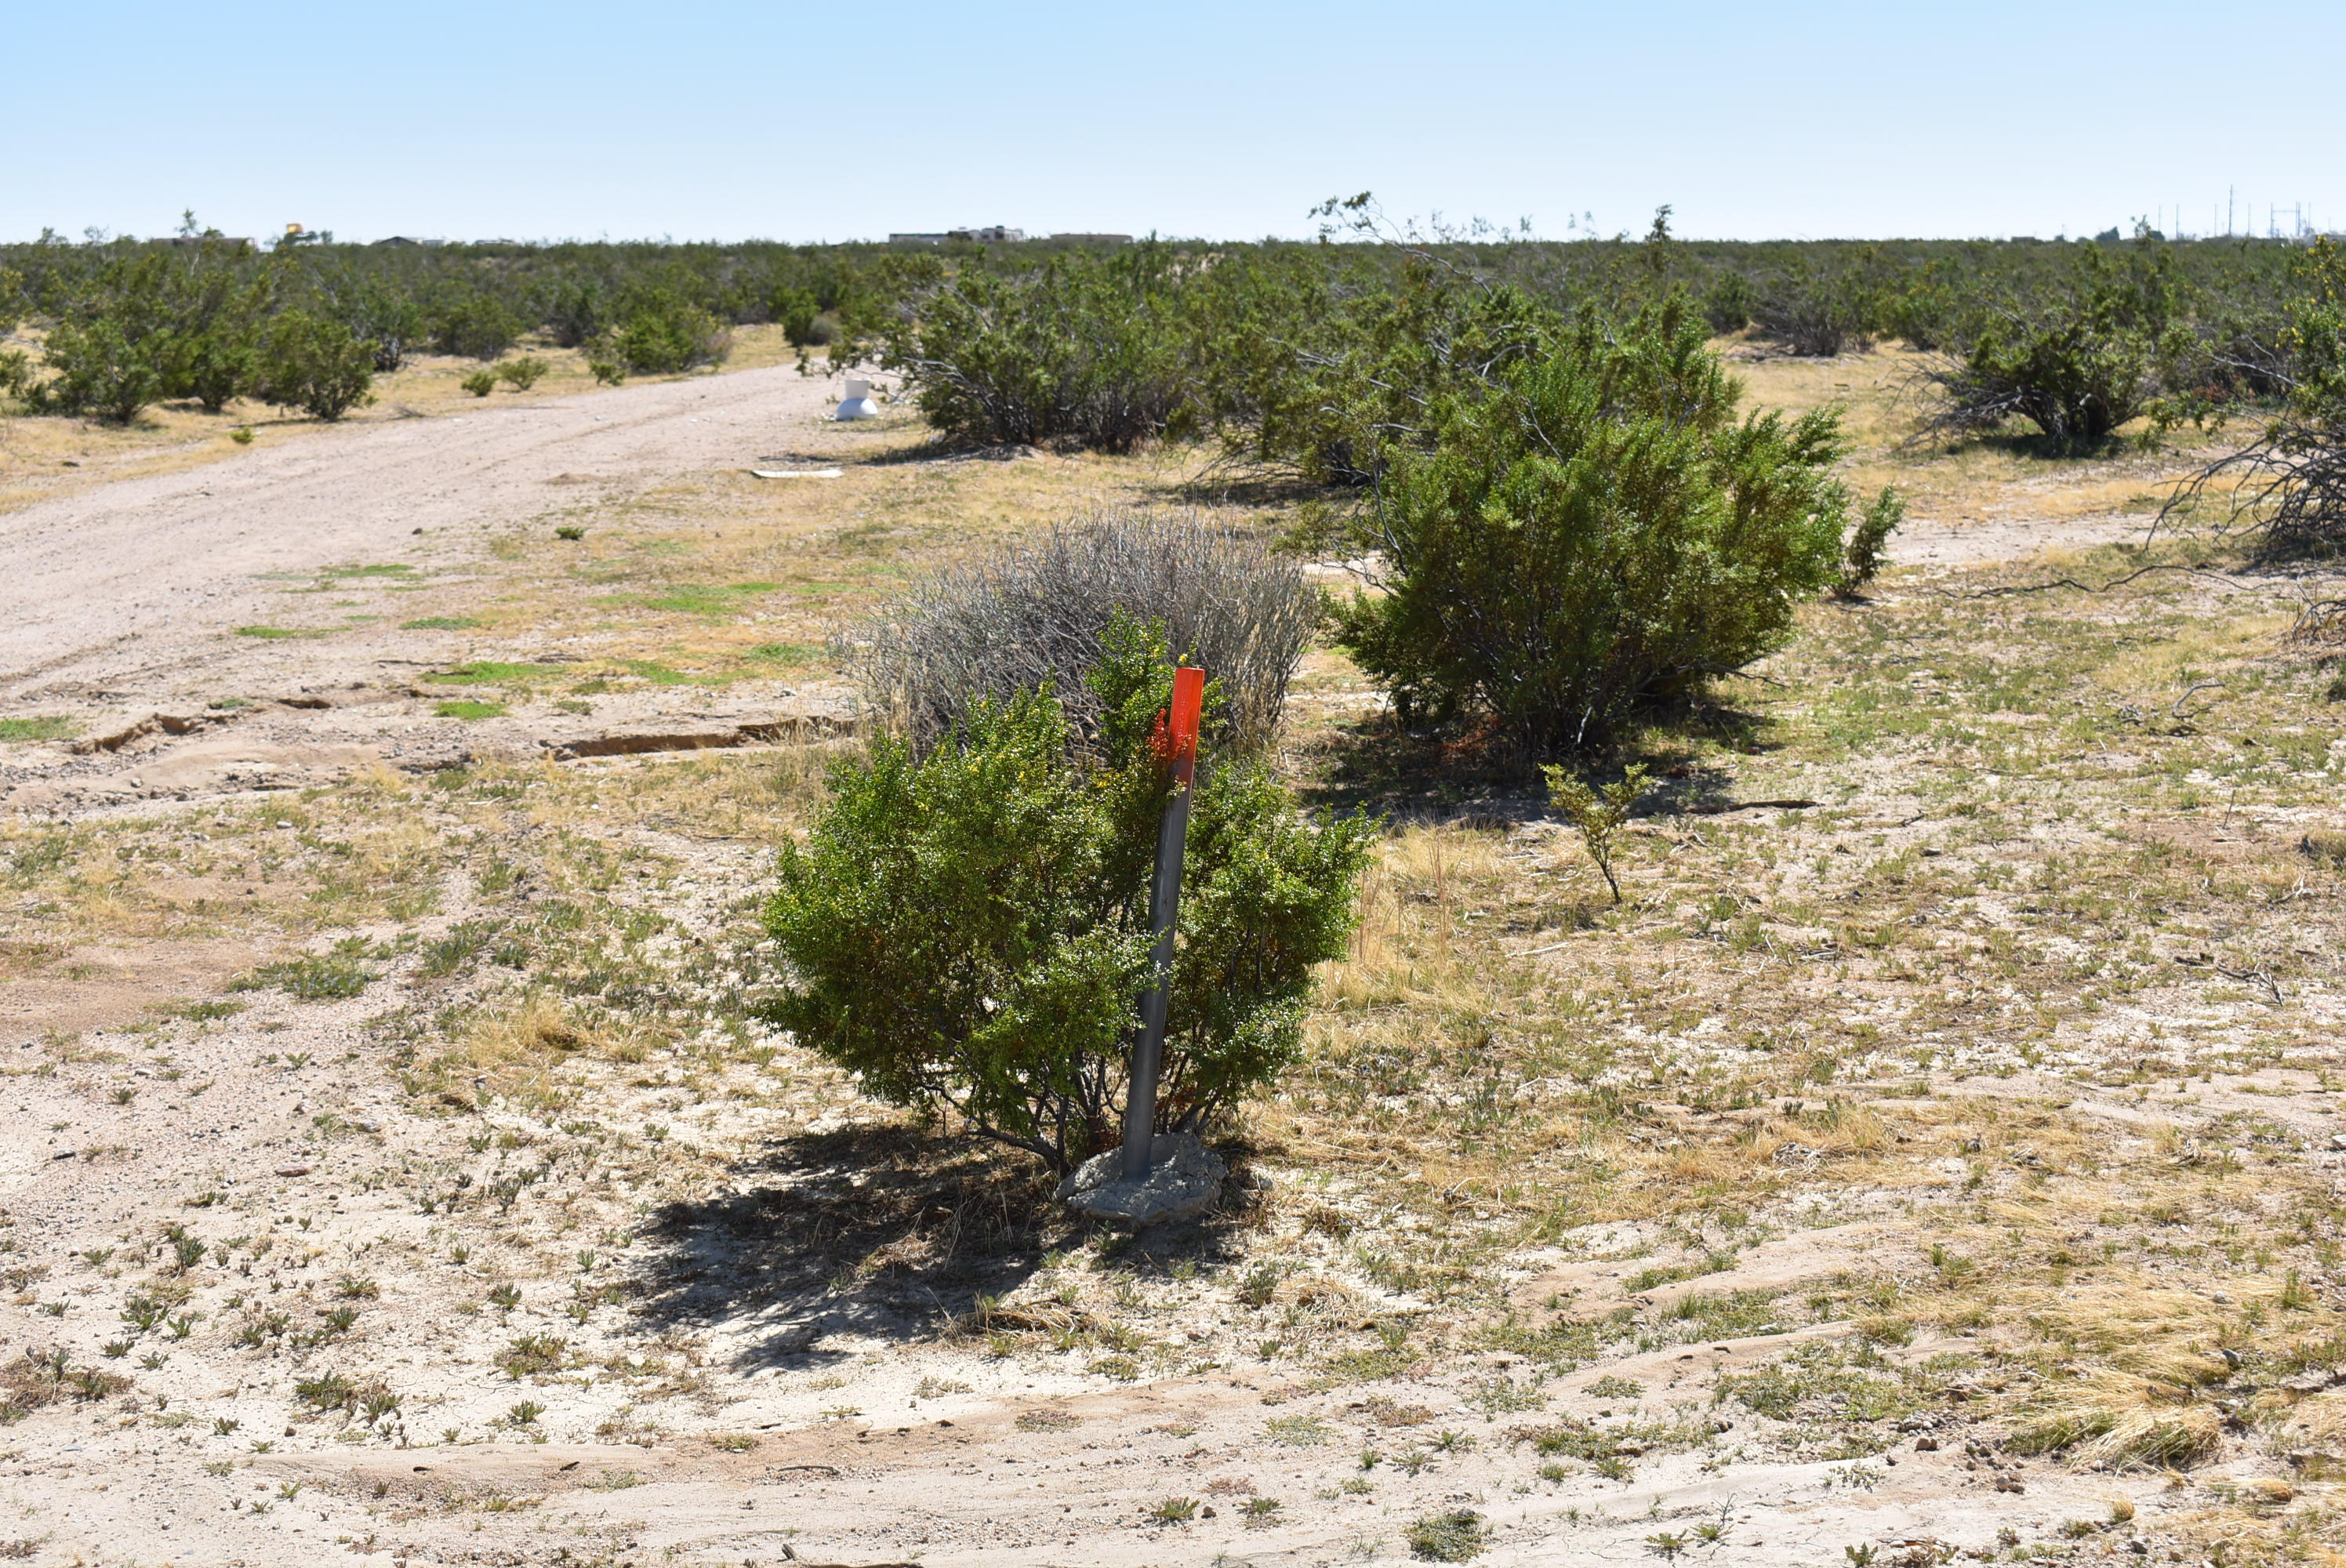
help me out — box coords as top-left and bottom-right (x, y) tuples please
(873, 242), (1192, 452)
(1926, 238), (2185, 448)
(770, 285), (822, 346)
(0, 347), (32, 405)
(430, 292), (523, 361)
(1542, 763), (1649, 904)
(460, 368), (497, 397)
(1702, 269), (1760, 335)
(761, 614), (1375, 1175)
(496, 356), (549, 391)
(1333, 298), (1863, 752)
(252, 309), (375, 421)
(543, 279), (607, 349)
(845, 507), (1318, 757)
(553, 524), (586, 541)
(329, 273), (426, 372)
(1199, 198), (1559, 487)
(38, 252), (178, 423)
(162, 252), (269, 413)
(590, 285), (727, 376)
(1754, 256), (1879, 357)
(1835, 486), (1906, 598)
(2171, 237), (2346, 560)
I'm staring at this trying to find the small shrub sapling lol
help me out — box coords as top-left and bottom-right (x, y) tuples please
(1542, 764), (1649, 904)
(761, 615), (1373, 1174)
(1835, 487), (1907, 599)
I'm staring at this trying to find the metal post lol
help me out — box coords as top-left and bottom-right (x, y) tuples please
(1119, 666), (1205, 1181)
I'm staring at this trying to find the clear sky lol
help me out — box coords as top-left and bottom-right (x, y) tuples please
(10, 1), (2341, 245)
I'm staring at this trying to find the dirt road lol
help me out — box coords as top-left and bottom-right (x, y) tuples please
(0, 366), (866, 816)
(2, 365), (837, 706)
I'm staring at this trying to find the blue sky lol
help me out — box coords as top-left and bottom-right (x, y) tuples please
(10, 1), (2341, 244)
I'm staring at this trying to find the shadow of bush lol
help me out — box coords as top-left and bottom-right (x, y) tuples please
(627, 1121), (1268, 1369)
(627, 1123), (1058, 1367)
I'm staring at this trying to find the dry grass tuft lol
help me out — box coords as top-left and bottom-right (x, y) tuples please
(407, 993), (616, 1110)
(2010, 1370), (2225, 1468)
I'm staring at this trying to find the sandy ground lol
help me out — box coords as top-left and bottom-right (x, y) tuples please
(0, 379), (2304, 1567)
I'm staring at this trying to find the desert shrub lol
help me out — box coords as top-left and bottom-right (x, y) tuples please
(541, 279), (607, 349)
(1930, 318), (2155, 444)
(873, 243), (1192, 451)
(586, 354), (625, 386)
(844, 507), (1316, 755)
(168, 324), (256, 413)
(1542, 764), (1649, 903)
(320, 272), (426, 372)
(460, 368), (496, 397)
(1332, 299), (1858, 752)
(497, 356), (549, 391)
(38, 253), (179, 423)
(2166, 237), (2346, 559)
(1702, 269), (1759, 334)
(161, 257), (267, 412)
(1924, 240), (2184, 447)
(252, 310), (375, 420)
(595, 285), (725, 375)
(769, 285), (820, 345)
(1755, 259), (1876, 356)
(1199, 236), (1554, 485)
(1836, 486), (1907, 597)
(761, 617), (1373, 1175)
(430, 291), (523, 360)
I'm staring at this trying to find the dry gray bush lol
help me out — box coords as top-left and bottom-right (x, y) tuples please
(840, 508), (1317, 753)
(2163, 423), (2346, 563)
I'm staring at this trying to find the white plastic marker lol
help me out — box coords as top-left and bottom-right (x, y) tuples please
(749, 468), (844, 480)
(833, 378), (880, 421)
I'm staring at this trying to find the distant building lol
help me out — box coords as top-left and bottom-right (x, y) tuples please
(370, 236), (445, 248)
(887, 226), (1029, 245)
(1048, 234), (1132, 246)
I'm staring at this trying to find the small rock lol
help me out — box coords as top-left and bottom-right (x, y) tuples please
(276, 1163), (313, 1178)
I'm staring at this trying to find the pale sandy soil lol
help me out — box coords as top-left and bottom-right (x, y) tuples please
(0, 371), (2333, 1568)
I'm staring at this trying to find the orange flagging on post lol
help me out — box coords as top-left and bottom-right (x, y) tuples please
(1158, 666), (1204, 777)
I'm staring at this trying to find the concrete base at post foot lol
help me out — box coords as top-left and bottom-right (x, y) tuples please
(1055, 1132), (1226, 1225)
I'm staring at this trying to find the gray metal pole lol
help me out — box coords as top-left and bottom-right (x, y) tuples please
(1118, 779), (1193, 1180)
